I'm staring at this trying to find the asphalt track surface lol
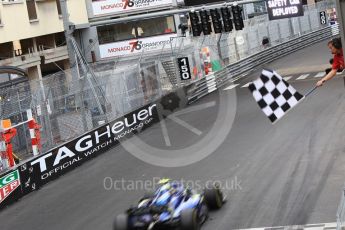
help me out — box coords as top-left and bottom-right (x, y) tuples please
(2, 40), (345, 230)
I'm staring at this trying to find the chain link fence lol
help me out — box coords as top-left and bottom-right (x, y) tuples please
(0, 0), (337, 171)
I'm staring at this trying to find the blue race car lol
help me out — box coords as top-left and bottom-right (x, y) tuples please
(113, 178), (226, 230)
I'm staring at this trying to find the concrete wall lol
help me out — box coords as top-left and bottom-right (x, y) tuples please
(67, 0), (89, 26)
(80, 27), (99, 62)
(0, 0), (88, 44)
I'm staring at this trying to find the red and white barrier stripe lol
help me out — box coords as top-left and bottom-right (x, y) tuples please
(0, 109), (41, 162)
(0, 138), (8, 171)
(27, 110), (40, 156)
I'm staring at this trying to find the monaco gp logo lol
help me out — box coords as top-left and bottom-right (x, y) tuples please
(0, 170), (20, 204)
(129, 41), (143, 52)
(101, 34), (177, 58)
(122, 0), (134, 9)
(94, 0), (173, 16)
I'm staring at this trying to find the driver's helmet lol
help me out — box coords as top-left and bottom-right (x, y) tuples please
(158, 178), (171, 185)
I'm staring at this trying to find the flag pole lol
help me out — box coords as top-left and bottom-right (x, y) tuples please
(305, 86), (318, 97)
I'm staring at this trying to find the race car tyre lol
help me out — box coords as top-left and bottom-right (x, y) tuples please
(180, 209), (200, 230)
(199, 204), (209, 224)
(204, 186), (223, 210)
(113, 214), (128, 230)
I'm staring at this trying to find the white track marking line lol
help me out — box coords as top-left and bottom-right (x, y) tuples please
(314, 72), (325, 78)
(160, 119), (171, 147)
(296, 74), (310, 80)
(241, 82), (251, 88)
(224, 84), (240, 90)
(283, 76), (292, 81)
(168, 116), (202, 136)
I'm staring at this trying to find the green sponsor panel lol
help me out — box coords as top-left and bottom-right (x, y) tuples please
(211, 60), (222, 72)
(0, 169), (22, 209)
(0, 170), (19, 188)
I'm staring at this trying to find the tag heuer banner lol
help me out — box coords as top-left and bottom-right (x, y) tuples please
(92, 0), (173, 16)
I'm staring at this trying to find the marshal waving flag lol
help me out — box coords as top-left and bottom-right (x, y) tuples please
(248, 69), (305, 124)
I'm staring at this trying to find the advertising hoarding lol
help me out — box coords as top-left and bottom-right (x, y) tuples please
(99, 34), (178, 59)
(92, 0), (173, 16)
(0, 170), (21, 208)
(18, 103), (160, 195)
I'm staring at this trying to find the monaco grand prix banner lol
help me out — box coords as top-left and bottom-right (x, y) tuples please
(92, 0), (173, 16)
(99, 34), (178, 59)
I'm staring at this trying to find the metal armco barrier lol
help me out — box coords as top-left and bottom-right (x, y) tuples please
(188, 73), (217, 103)
(0, 25), (337, 211)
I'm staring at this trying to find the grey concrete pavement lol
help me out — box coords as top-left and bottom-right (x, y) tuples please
(1, 40), (345, 230)
(272, 40), (332, 75)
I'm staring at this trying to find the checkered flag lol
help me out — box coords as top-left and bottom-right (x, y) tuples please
(249, 69), (304, 124)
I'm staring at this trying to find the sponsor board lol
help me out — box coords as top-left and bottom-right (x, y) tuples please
(0, 170), (21, 206)
(267, 0), (304, 20)
(99, 34), (177, 59)
(19, 103), (159, 195)
(92, 0), (173, 16)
